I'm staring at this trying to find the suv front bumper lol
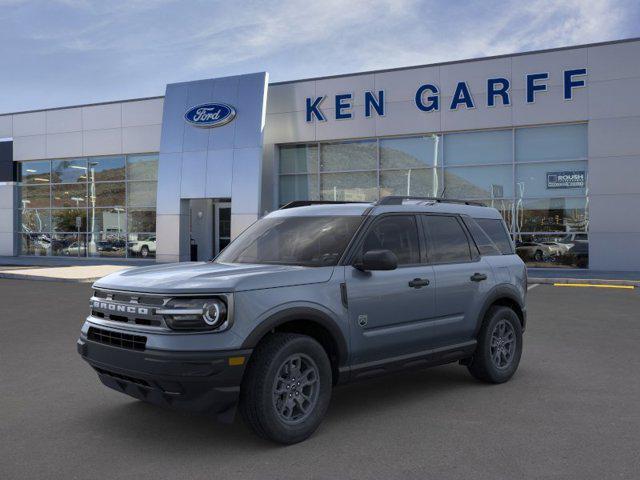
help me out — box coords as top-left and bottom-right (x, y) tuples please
(77, 334), (252, 423)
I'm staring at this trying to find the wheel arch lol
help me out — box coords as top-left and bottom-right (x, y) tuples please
(241, 307), (349, 385)
(475, 285), (526, 335)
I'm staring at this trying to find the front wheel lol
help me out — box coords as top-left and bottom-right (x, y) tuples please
(240, 333), (332, 444)
(467, 306), (523, 383)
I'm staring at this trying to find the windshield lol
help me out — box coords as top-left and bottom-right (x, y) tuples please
(215, 215), (363, 267)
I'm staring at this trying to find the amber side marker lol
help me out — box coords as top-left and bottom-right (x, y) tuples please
(553, 283), (635, 289)
(228, 356), (246, 366)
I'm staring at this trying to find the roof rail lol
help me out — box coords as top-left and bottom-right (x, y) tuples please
(279, 200), (364, 210)
(376, 196), (486, 207)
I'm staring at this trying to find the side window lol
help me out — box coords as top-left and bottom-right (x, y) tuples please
(361, 215), (420, 265)
(422, 215), (472, 263)
(462, 217), (501, 256)
(475, 218), (514, 254)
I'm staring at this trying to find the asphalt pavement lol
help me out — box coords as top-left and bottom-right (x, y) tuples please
(1, 279), (639, 480)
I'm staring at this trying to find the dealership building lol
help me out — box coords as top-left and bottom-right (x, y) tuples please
(0, 37), (639, 270)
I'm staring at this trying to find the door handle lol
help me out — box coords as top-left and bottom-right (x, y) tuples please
(408, 278), (430, 288)
(470, 272), (488, 282)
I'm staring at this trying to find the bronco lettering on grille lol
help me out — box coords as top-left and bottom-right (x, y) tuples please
(91, 300), (149, 316)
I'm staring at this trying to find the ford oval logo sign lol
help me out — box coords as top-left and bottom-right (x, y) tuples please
(184, 103), (236, 128)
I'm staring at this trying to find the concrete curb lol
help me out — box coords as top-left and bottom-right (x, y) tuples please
(529, 277), (640, 287)
(0, 272), (99, 283)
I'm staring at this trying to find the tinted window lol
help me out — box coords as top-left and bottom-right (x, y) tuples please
(475, 218), (514, 254)
(423, 215), (471, 263)
(361, 216), (420, 265)
(462, 217), (501, 256)
(216, 216), (362, 267)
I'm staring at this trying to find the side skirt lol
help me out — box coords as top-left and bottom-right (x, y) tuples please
(338, 340), (477, 383)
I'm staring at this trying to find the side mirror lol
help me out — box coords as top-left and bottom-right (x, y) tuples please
(354, 249), (398, 271)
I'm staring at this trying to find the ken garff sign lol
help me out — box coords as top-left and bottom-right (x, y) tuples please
(547, 170), (586, 189)
(184, 102), (236, 128)
(305, 68), (587, 122)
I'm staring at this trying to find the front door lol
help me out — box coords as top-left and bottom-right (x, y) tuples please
(345, 214), (436, 365)
(214, 202), (231, 256)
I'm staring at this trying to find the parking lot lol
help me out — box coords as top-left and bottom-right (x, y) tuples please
(1, 278), (639, 480)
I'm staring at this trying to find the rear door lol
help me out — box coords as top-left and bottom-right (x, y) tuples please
(421, 214), (494, 345)
(345, 214), (436, 365)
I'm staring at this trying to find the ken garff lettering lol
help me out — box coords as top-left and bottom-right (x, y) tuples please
(184, 102), (237, 128)
(306, 68), (587, 122)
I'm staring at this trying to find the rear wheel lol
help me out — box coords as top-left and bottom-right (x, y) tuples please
(467, 306), (523, 383)
(140, 245), (149, 258)
(240, 333), (332, 444)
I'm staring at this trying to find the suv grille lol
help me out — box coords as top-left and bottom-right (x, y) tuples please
(88, 327), (147, 351)
(90, 289), (168, 329)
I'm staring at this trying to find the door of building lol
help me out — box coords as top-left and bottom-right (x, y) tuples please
(214, 202), (231, 256)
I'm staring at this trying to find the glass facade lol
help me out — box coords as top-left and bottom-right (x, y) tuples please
(278, 123), (588, 268)
(17, 154), (158, 258)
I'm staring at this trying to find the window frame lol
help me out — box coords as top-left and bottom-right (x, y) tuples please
(344, 213), (427, 268)
(420, 213), (479, 265)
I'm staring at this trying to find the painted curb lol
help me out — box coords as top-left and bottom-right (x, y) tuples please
(0, 273), (98, 283)
(528, 277), (640, 287)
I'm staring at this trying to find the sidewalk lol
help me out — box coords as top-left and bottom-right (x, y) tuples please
(0, 265), (133, 283)
(528, 268), (640, 287)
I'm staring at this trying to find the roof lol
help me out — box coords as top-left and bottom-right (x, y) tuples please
(269, 201), (504, 219)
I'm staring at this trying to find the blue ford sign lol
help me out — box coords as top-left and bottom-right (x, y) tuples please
(184, 103), (236, 127)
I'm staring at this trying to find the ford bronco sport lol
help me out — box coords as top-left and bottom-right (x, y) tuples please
(78, 196), (527, 444)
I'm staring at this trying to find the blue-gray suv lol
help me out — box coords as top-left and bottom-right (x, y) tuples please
(78, 196), (527, 444)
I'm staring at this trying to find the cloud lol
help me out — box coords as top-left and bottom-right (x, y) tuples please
(0, 0), (637, 111)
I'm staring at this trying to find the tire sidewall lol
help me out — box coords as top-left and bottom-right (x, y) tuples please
(255, 336), (332, 443)
(477, 307), (523, 383)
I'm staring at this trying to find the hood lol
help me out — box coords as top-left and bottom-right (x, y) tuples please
(93, 261), (335, 294)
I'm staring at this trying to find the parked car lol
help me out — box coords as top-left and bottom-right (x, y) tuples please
(78, 196), (527, 444)
(128, 236), (156, 258)
(515, 241), (553, 262)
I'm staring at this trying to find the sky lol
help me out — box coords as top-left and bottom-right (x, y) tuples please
(1, 0), (639, 113)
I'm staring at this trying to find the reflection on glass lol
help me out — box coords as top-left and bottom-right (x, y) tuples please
(52, 183), (87, 207)
(51, 159), (87, 183)
(127, 209), (156, 232)
(380, 169), (440, 197)
(514, 197), (588, 234)
(51, 209), (87, 232)
(51, 233), (86, 257)
(94, 182), (125, 207)
(19, 160), (50, 184)
(444, 129), (512, 165)
(90, 156), (125, 181)
(321, 140), (377, 172)
(88, 234), (126, 258)
(21, 209), (51, 233)
(127, 154), (158, 181)
(279, 175), (319, 205)
(89, 207), (126, 234)
(20, 185), (50, 209)
(320, 172), (377, 202)
(20, 233), (52, 256)
(279, 145), (317, 174)
(444, 165), (513, 199)
(127, 181), (156, 207)
(516, 124), (587, 162)
(514, 233), (588, 268)
(465, 199), (514, 230)
(380, 135), (441, 169)
(516, 161), (587, 198)
(128, 233), (156, 258)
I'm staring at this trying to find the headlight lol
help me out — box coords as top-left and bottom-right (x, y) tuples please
(158, 297), (229, 331)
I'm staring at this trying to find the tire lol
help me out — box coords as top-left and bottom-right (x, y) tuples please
(240, 333), (332, 444)
(467, 306), (523, 384)
(533, 250), (543, 262)
(140, 246), (149, 258)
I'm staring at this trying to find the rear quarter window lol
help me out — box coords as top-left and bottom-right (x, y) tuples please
(474, 218), (514, 254)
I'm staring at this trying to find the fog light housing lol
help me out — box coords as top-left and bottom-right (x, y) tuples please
(160, 298), (228, 331)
